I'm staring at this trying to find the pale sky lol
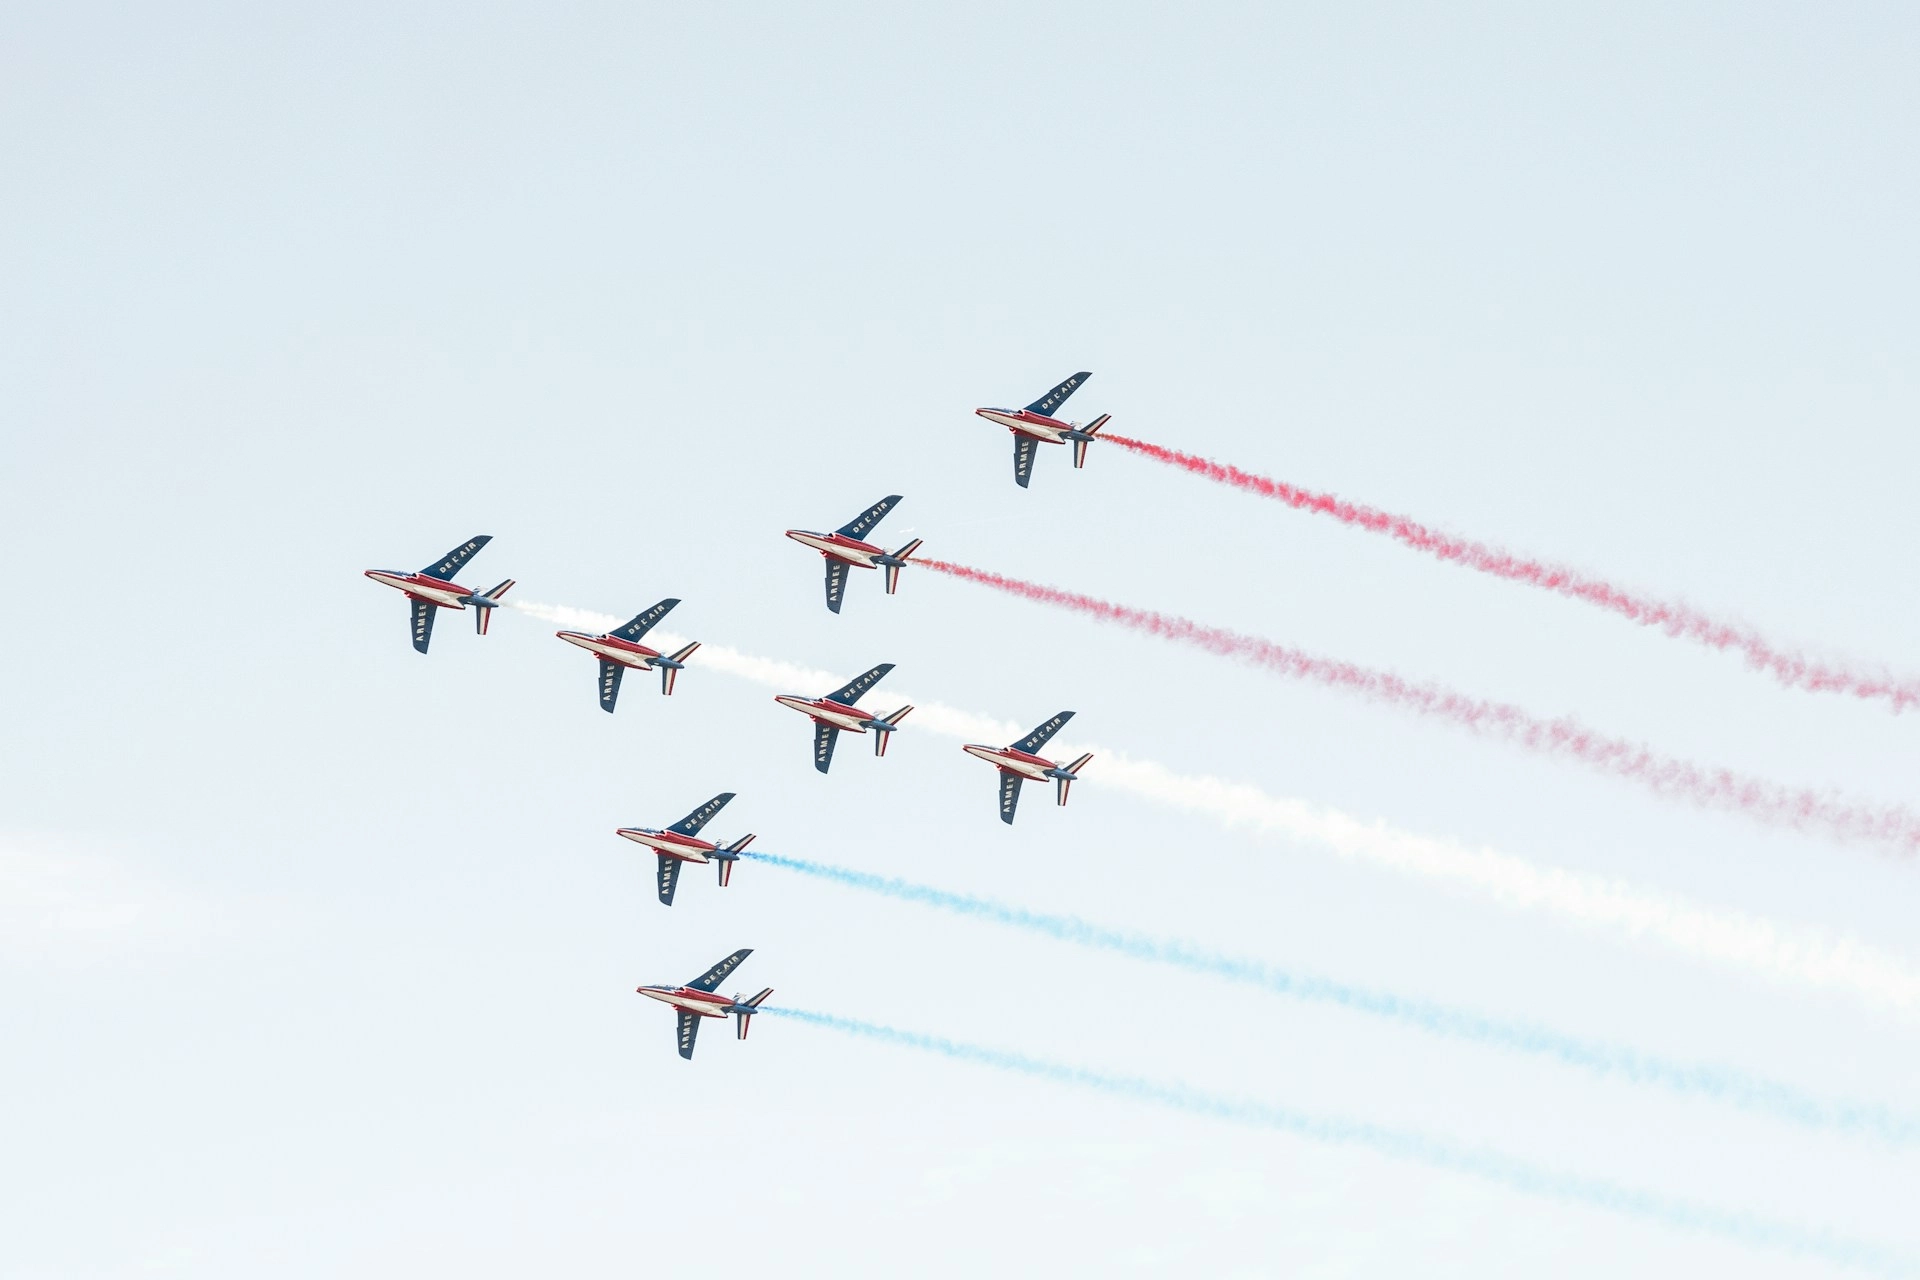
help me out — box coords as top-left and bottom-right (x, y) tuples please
(4, 4), (1918, 1276)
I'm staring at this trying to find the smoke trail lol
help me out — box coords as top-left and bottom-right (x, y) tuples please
(508, 597), (1920, 1016)
(743, 850), (1920, 1143)
(768, 1007), (1918, 1275)
(919, 559), (1920, 856)
(1105, 433), (1920, 713)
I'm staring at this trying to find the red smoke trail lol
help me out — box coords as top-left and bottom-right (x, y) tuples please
(920, 557), (1920, 856)
(1104, 433), (1920, 714)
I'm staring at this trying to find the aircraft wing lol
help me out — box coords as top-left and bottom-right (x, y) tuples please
(421, 535), (490, 581)
(1023, 372), (1090, 416)
(598, 660), (623, 712)
(676, 1008), (700, 1059)
(1013, 711), (1074, 755)
(836, 494), (902, 540)
(614, 598), (678, 643)
(687, 948), (753, 993)
(1012, 436), (1037, 488)
(669, 792), (735, 838)
(825, 560), (849, 614)
(813, 720), (839, 774)
(657, 854), (683, 906)
(825, 662), (894, 706)
(998, 771), (1024, 825)
(410, 598), (436, 654)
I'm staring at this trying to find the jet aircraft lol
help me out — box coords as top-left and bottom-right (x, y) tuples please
(962, 711), (1094, 824)
(616, 791), (756, 905)
(974, 372), (1112, 488)
(364, 535), (515, 654)
(555, 597), (700, 712)
(784, 495), (924, 614)
(774, 663), (912, 773)
(636, 948), (774, 1060)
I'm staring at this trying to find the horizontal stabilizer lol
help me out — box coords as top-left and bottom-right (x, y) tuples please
(873, 704), (912, 757)
(473, 580), (514, 635)
(883, 539), (922, 595)
(734, 987), (774, 1039)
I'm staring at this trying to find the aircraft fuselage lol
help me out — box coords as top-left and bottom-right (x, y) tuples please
(784, 529), (885, 567)
(962, 743), (1060, 781)
(364, 570), (471, 608)
(636, 985), (733, 1018)
(616, 827), (717, 864)
(558, 631), (665, 669)
(775, 695), (874, 733)
(975, 407), (1074, 444)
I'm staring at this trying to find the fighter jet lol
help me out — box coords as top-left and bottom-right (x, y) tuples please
(962, 711), (1094, 824)
(636, 948), (774, 1060)
(784, 495), (924, 614)
(774, 662), (912, 773)
(974, 372), (1112, 488)
(616, 791), (755, 906)
(555, 597), (700, 712)
(364, 535), (515, 654)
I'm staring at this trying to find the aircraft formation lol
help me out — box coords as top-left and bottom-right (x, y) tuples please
(365, 373), (1108, 1058)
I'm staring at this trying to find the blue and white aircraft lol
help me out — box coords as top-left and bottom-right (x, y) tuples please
(616, 791), (755, 906)
(555, 597), (700, 712)
(974, 372), (1111, 488)
(774, 663), (912, 773)
(962, 711), (1094, 824)
(364, 535), (515, 654)
(636, 948), (774, 1060)
(784, 495), (924, 614)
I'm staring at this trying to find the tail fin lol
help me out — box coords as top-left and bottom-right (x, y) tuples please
(883, 538), (923, 595)
(715, 833), (754, 886)
(735, 987), (774, 1039)
(661, 641), (700, 695)
(1071, 415), (1110, 470)
(1056, 752), (1094, 806)
(873, 705), (913, 756)
(474, 579), (516, 634)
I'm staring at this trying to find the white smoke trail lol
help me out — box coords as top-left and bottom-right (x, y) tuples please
(511, 598), (1920, 1016)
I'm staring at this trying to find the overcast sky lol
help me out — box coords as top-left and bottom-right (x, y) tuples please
(4, 4), (1918, 1276)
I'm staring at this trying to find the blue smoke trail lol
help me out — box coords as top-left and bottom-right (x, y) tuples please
(742, 849), (1918, 1144)
(768, 1006), (1917, 1276)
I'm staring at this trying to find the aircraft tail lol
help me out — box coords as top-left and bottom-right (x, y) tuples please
(474, 579), (516, 634)
(734, 987), (775, 1039)
(1071, 414), (1110, 470)
(883, 538), (923, 595)
(715, 833), (755, 886)
(1054, 752), (1094, 805)
(660, 641), (700, 695)
(873, 705), (913, 756)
